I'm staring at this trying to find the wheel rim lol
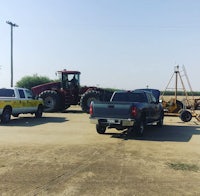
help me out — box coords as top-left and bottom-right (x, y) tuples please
(44, 97), (55, 109)
(183, 112), (191, 122)
(180, 110), (192, 122)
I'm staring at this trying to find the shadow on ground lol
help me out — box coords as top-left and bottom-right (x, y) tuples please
(61, 109), (84, 114)
(107, 124), (200, 142)
(1, 116), (68, 127)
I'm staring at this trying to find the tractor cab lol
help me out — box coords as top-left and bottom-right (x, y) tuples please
(57, 70), (81, 90)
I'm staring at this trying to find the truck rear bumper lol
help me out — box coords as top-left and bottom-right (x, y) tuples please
(90, 118), (135, 127)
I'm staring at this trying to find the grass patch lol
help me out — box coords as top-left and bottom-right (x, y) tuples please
(167, 162), (199, 172)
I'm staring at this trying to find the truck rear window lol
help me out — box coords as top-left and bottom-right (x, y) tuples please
(112, 92), (146, 103)
(0, 89), (15, 97)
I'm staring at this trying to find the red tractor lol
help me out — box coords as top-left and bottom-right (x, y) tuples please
(31, 70), (113, 113)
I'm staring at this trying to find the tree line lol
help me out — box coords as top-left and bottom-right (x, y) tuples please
(16, 74), (200, 96)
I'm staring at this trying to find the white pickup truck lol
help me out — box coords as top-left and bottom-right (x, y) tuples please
(0, 87), (44, 123)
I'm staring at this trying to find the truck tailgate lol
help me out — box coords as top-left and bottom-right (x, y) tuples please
(92, 102), (132, 119)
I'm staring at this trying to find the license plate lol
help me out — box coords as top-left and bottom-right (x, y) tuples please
(107, 119), (120, 124)
(107, 119), (115, 123)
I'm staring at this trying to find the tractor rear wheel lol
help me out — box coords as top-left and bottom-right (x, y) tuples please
(80, 90), (100, 113)
(39, 90), (61, 112)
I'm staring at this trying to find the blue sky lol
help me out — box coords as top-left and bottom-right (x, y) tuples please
(0, 0), (200, 91)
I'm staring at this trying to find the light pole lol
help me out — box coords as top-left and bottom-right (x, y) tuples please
(6, 21), (18, 87)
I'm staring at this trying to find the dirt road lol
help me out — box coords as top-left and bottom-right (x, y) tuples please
(0, 106), (200, 196)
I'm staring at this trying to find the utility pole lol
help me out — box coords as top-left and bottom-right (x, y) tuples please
(6, 21), (18, 87)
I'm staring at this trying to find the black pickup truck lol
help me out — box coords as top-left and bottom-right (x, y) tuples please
(90, 89), (164, 136)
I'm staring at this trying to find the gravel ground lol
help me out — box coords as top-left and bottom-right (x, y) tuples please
(0, 106), (200, 196)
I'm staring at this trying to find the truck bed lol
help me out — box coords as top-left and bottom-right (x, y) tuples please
(91, 101), (133, 119)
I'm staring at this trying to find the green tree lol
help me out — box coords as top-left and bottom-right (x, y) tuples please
(16, 74), (53, 89)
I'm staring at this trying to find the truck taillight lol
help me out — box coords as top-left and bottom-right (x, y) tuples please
(131, 106), (137, 117)
(89, 103), (93, 115)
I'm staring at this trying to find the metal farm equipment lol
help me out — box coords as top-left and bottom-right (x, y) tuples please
(161, 65), (200, 122)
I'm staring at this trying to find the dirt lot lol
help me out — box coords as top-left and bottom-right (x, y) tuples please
(0, 106), (200, 196)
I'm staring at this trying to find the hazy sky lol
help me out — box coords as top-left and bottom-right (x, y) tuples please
(0, 0), (200, 91)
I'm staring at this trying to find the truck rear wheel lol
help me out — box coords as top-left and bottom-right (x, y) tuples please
(80, 90), (100, 113)
(1, 108), (11, 124)
(96, 124), (106, 134)
(134, 118), (146, 137)
(35, 105), (43, 118)
(39, 90), (60, 112)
